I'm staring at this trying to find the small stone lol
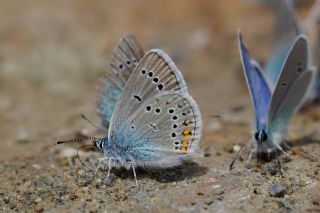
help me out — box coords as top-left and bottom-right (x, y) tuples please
(33, 164), (42, 170)
(69, 193), (78, 200)
(34, 204), (44, 212)
(233, 145), (241, 153)
(291, 147), (304, 155)
(203, 147), (211, 157)
(34, 197), (42, 203)
(313, 198), (320, 205)
(16, 131), (30, 144)
(206, 121), (221, 132)
(133, 192), (147, 200)
(212, 185), (224, 195)
(269, 184), (287, 197)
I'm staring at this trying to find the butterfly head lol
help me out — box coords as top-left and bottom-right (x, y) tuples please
(254, 130), (268, 145)
(92, 137), (108, 151)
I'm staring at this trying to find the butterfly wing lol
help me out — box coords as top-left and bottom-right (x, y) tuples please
(265, 0), (302, 84)
(97, 34), (145, 128)
(304, 0), (320, 67)
(268, 35), (311, 144)
(109, 49), (188, 131)
(107, 49), (201, 167)
(111, 93), (201, 167)
(238, 33), (272, 130)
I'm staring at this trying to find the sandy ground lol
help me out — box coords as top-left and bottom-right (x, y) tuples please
(0, 0), (319, 212)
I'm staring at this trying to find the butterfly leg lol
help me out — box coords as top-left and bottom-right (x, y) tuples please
(95, 157), (108, 175)
(106, 157), (115, 180)
(129, 161), (138, 187)
(275, 143), (292, 159)
(246, 149), (254, 164)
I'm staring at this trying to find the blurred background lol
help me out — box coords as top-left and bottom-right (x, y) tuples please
(0, 0), (319, 212)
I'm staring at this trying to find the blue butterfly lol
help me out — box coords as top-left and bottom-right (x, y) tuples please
(61, 35), (202, 186)
(238, 32), (312, 161)
(264, 0), (320, 103)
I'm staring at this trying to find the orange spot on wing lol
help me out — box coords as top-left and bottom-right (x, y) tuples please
(181, 140), (189, 145)
(180, 146), (188, 153)
(182, 129), (192, 137)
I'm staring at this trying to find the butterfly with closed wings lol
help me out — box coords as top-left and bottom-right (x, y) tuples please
(238, 32), (312, 163)
(58, 35), (202, 187)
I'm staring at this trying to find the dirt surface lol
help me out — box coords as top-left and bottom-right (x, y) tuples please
(0, 0), (319, 212)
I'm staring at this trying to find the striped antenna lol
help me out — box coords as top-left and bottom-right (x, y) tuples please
(56, 136), (97, 145)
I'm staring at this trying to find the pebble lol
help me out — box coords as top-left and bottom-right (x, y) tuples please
(233, 145), (241, 153)
(203, 147), (211, 157)
(206, 121), (222, 132)
(34, 204), (44, 212)
(269, 184), (287, 197)
(16, 131), (30, 144)
(69, 193), (78, 200)
(133, 192), (147, 200)
(313, 198), (320, 205)
(34, 197), (42, 203)
(33, 164), (42, 170)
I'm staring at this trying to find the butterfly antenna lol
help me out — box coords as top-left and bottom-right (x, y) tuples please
(80, 114), (106, 136)
(56, 136), (97, 145)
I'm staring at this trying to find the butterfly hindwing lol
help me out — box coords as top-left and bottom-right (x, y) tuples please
(268, 71), (312, 142)
(97, 34), (145, 128)
(112, 93), (201, 167)
(238, 33), (272, 130)
(268, 35), (311, 143)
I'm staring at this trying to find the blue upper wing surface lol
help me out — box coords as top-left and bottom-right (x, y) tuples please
(238, 33), (272, 130)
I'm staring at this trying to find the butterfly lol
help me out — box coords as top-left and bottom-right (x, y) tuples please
(238, 32), (312, 162)
(59, 35), (202, 187)
(264, 0), (320, 103)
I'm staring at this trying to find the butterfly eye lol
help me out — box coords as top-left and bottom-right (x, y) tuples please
(262, 133), (268, 141)
(282, 83), (287, 87)
(254, 132), (259, 141)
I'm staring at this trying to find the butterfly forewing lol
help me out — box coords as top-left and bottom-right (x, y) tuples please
(238, 33), (271, 130)
(97, 34), (145, 128)
(109, 49), (188, 131)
